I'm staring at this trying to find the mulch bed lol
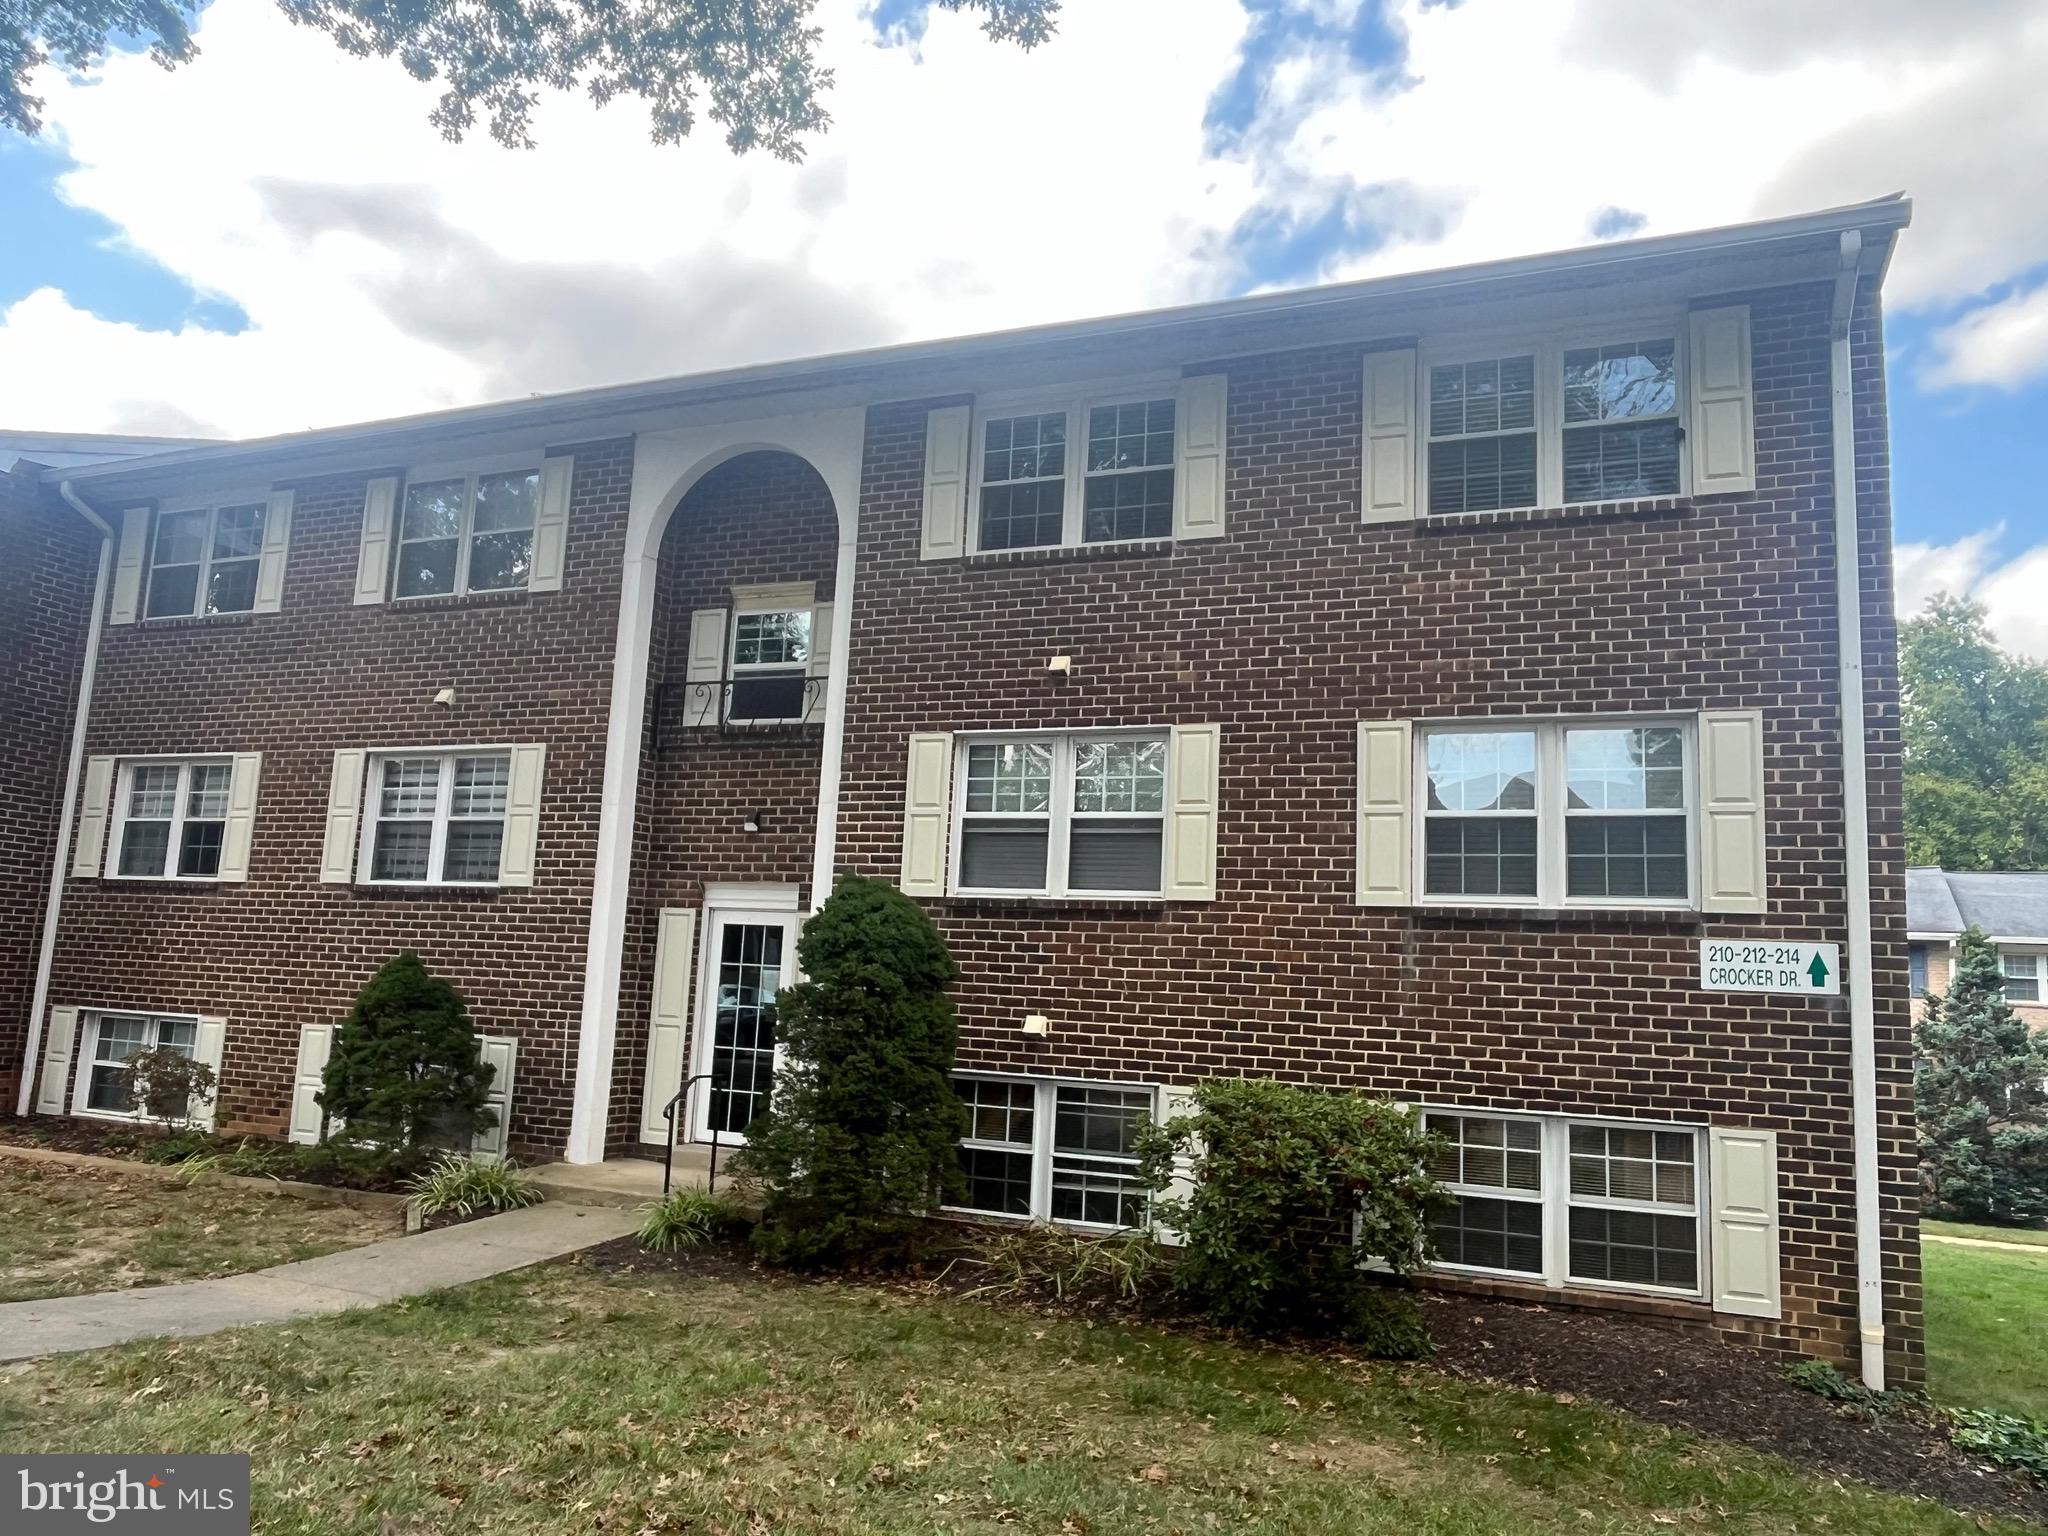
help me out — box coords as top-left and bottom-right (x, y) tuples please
(570, 1233), (2048, 1526)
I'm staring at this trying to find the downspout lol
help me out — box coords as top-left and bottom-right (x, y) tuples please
(1829, 230), (1886, 1390)
(14, 481), (112, 1117)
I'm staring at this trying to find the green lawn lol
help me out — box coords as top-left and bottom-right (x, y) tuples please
(0, 1260), (2024, 1536)
(1924, 1219), (2048, 1249)
(1923, 1239), (2048, 1418)
(0, 1156), (395, 1302)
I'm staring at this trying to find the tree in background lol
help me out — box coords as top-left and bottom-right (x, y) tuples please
(4, 0), (1059, 149)
(321, 951), (496, 1157)
(738, 874), (965, 1268)
(1916, 927), (2048, 1224)
(1901, 596), (2048, 870)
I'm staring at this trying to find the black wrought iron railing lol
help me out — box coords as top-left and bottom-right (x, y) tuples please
(661, 1072), (726, 1197)
(657, 674), (827, 747)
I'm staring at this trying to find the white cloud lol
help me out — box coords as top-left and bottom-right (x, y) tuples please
(1895, 526), (2048, 660)
(5, 0), (2048, 435)
(1921, 280), (2048, 391)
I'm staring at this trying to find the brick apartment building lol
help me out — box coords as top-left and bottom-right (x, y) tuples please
(0, 197), (1917, 1385)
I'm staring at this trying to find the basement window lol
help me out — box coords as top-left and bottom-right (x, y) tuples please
(949, 1076), (1155, 1229)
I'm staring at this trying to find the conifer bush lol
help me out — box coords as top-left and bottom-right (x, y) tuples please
(1917, 926), (2048, 1222)
(736, 875), (966, 1268)
(320, 951), (497, 1159)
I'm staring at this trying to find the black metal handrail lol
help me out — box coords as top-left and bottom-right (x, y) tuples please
(686, 675), (828, 732)
(661, 1073), (725, 1196)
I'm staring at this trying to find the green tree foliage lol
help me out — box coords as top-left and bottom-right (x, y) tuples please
(5, 0), (1060, 149)
(320, 951), (496, 1157)
(118, 1044), (217, 1133)
(1917, 927), (2048, 1223)
(1901, 596), (2048, 869)
(737, 874), (965, 1268)
(1134, 1078), (1448, 1352)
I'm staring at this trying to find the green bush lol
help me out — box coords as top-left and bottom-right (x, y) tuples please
(131, 1128), (220, 1165)
(166, 1135), (410, 1189)
(404, 1153), (542, 1217)
(1948, 1408), (2048, 1480)
(735, 875), (966, 1270)
(321, 952), (498, 1156)
(1336, 1285), (1434, 1361)
(117, 1045), (218, 1133)
(1134, 1078), (1448, 1349)
(638, 1188), (750, 1252)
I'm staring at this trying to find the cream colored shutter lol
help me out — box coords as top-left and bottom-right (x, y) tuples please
(253, 490), (294, 613)
(1689, 306), (1756, 496)
(920, 404), (971, 560)
(1163, 724), (1221, 901)
(1356, 721), (1413, 905)
(639, 908), (700, 1144)
(684, 607), (728, 729)
(498, 745), (547, 888)
(1361, 348), (1417, 524)
(807, 601), (836, 723)
(1709, 1126), (1781, 1318)
(73, 755), (116, 877)
(109, 507), (150, 624)
(35, 1006), (78, 1114)
(193, 1016), (227, 1131)
(472, 1035), (517, 1161)
(1699, 709), (1767, 914)
(321, 749), (367, 884)
(217, 752), (263, 883)
(530, 455), (573, 593)
(1175, 375), (1228, 541)
(288, 1023), (334, 1145)
(353, 476), (399, 605)
(1152, 1085), (1202, 1247)
(900, 732), (954, 897)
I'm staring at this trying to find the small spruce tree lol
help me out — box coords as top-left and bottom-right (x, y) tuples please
(1917, 926), (2048, 1223)
(736, 875), (966, 1268)
(321, 951), (496, 1158)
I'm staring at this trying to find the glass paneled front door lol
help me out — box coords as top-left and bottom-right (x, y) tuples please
(695, 913), (794, 1139)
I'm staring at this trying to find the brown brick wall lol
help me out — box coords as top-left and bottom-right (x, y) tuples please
(832, 279), (1920, 1380)
(37, 440), (633, 1156)
(607, 450), (838, 1149)
(0, 472), (99, 1106)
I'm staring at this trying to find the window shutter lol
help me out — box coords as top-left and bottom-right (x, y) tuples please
(498, 744), (547, 888)
(639, 908), (699, 1144)
(472, 1035), (517, 1161)
(1152, 1086), (1202, 1247)
(1163, 724), (1221, 901)
(530, 455), (574, 593)
(109, 507), (149, 624)
(253, 490), (294, 613)
(808, 601), (835, 681)
(194, 1016), (227, 1131)
(1356, 720), (1413, 905)
(288, 1023), (334, 1145)
(1709, 1126), (1781, 1318)
(1699, 708), (1767, 914)
(1688, 306), (1755, 496)
(920, 404), (971, 561)
(1175, 375), (1228, 541)
(353, 476), (399, 605)
(35, 1006), (78, 1115)
(321, 749), (367, 884)
(1361, 348), (1417, 524)
(216, 752), (263, 883)
(900, 732), (954, 897)
(73, 755), (116, 877)
(684, 607), (729, 729)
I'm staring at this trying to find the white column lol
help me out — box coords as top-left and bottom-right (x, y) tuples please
(810, 525), (859, 911)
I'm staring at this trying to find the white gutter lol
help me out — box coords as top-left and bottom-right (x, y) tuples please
(1829, 230), (1886, 1390)
(14, 481), (112, 1117)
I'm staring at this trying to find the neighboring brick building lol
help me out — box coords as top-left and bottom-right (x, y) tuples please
(0, 197), (1918, 1385)
(1907, 867), (2048, 1030)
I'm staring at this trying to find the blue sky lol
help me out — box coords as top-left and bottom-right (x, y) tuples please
(5, 0), (2044, 644)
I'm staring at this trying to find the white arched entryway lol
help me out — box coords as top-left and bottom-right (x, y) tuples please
(565, 407), (867, 1165)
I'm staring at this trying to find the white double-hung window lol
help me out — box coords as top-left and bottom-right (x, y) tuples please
(395, 468), (539, 597)
(972, 388), (1180, 552)
(951, 1076), (1154, 1228)
(1999, 950), (2046, 1003)
(74, 1012), (199, 1117)
(1420, 719), (1693, 908)
(362, 751), (512, 885)
(727, 603), (814, 725)
(954, 734), (1168, 897)
(110, 758), (232, 879)
(145, 501), (267, 617)
(1425, 1110), (1704, 1297)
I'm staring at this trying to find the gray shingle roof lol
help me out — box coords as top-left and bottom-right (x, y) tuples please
(1907, 867), (2048, 940)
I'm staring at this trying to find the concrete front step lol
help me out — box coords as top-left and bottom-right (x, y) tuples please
(524, 1145), (741, 1209)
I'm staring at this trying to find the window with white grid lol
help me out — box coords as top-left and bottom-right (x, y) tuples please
(1427, 356), (1537, 515)
(968, 385), (1184, 552)
(948, 1076), (1155, 1229)
(362, 751), (512, 885)
(393, 468), (538, 598)
(110, 759), (233, 880)
(145, 502), (267, 619)
(75, 1013), (197, 1118)
(2001, 951), (2045, 1004)
(1424, 1112), (1544, 1276)
(954, 734), (1167, 897)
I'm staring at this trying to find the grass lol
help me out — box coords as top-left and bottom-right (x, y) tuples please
(1924, 1218), (2048, 1249)
(0, 1156), (396, 1303)
(0, 1260), (2024, 1536)
(1923, 1239), (2048, 1419)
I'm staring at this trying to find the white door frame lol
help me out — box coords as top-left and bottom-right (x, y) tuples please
(687, 901), (801, 1144)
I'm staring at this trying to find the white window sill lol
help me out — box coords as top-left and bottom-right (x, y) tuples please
(100, 874), (226, 885)
(963, 537), (1176, 565)
(354, 880), (503, 892)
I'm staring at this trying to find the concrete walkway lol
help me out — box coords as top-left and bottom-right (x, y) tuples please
(0, 1201), (637, 1363)
(1922, 1231), (2048, 1256)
